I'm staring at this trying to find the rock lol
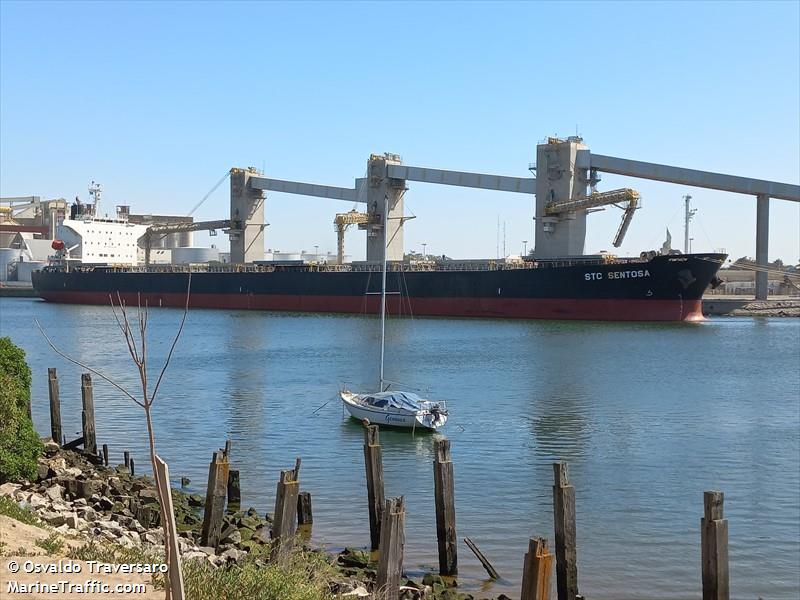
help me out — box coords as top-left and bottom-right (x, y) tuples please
(96, 496), (114, 511)
(0, 482), (22, 497)
(144, 531), (164, 545)
(97, 520), (124, 535)
(41, 511), (66, 527)
(80, 507), (97, 521)
(65, 513), (80, 529)
(339, 548), (372, 569)
(222, 529), (241, 545)
(198, 546), (216, 556)
(45, 484), (64, 501)
(182, 551), (209, 562)
(180, 477), (190, 487)
(422, 573), (443, 587)
(43, 439), (60, 453)
(342, 586), (370, 598)
(188, 494), (204, 507)
(36, 463), (51, 481)
(219, 548), (245, 563)
(252, 527), (270, 544)
(137, 488), (160, 504)
(29, 494), (47, 509)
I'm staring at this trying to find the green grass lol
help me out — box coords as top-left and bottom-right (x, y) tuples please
(0, 496), (43, 527)
(182, 550), (335, 600)
(35, 532), (64, 553)
(70, 541), (335, 599)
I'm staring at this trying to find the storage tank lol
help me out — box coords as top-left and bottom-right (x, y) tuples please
(16, 260), (46, 283)
(171, 247), (220, 264)
(0, 248), (22, 281)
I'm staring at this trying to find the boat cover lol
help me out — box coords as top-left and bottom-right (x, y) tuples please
(361, 391), (425, 411)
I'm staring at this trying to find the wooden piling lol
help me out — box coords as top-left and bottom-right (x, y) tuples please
(433, 438), (457, 576)
(224, 439), (232, 459)
(701, 491), (729, 600)
(363, 424), (385, 551)
(200, 451), (229, 548)
(124, 451), (130, 468)
(376, 496), (405, 600)
(80, 373), (97, 455)
(521, 537), (554, 600)
(47, 368), (62, 445)
(553, 462), (578, 600)
(102, 444), (109, 466)
(227, 469), (241, 508)
(270, 466), (300, 565)
(297, 491), (313, 525)
(155, 455), (185, 600)
(129, 458), (135, 476)
(464, 536), (500, 579)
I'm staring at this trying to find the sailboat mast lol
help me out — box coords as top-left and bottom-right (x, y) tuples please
(379, 194), (388, 391)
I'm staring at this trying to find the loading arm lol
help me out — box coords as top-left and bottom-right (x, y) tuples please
(143, 219), (231, 266)
(333, 210), (374, 264)
(545, 188), (641, 248)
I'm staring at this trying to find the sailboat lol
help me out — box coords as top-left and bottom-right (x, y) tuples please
(339, 196), (448, 430)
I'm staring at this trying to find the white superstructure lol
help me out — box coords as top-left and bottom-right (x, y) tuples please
(56, 182), (148, 266)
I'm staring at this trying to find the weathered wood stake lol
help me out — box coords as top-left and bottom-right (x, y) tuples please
(47, 368), (62, 445)
(124, 451), (130, 468)
(80, 373), (97, 455)
(464, 536), (500, 579)
(701, 490), (729, 600)
(433, 438), (457, 575)
(129, 458), (135, 476)
(226, 469), (241, 508)
(270, 464), (300, 565)
(363, 424), (385, 550)
(102, 444), (109, 466)
(553, 462), (578, 600)
(297, 491), (313, 525)
(155, 455), (185, 600)
(521, 537), (554, 600)
(200, 450), (230, 548)
(224, 439), (232, 459)
(376, 496), (405, 600)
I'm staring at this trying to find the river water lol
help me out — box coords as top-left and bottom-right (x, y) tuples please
(1, 297), (798, 598)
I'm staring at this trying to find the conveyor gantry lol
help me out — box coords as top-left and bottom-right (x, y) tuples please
(545, 188), (641, 247)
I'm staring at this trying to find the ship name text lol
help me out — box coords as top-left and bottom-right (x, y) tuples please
(585, 269), (651, 281)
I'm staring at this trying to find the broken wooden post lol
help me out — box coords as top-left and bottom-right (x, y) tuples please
(102, 444), (109, 466)
(124, 451), (130, 468)
(223, 439), (232, 459)
(363, 424), (385, 550)
(553, 462), (578, 600)
(155, 455), (185, 600)
(297, 491), (313, 525)
(433, 437), (457, 576)
(464, 536), (499, 579)
(129, 458), (135, 476)
(521, 537), (554, 600)
(48, 368), (62, 445)
(80, 373), (97, 455)
(701, 491), (729, 600)
(376, 496), (405, 600)
(270, 465), (300, 565)
(227, 469), (241, 509)
(200, 450), (229, 548)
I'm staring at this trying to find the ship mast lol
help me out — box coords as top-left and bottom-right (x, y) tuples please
(683, 194), (696, 254)
(379, 194), (388, 391)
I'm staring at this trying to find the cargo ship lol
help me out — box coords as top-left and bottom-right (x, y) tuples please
(31, 252), (725, 321)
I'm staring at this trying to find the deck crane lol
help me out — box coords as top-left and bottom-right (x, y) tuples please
(544, 187), (640, 248)
(333, 209), (374, 264)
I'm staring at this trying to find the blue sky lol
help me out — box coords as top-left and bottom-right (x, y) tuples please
(2, 1), (798, 263)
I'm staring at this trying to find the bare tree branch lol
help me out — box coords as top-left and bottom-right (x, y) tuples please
(34, 318), (145, 408)
(151, 273), (191, 404)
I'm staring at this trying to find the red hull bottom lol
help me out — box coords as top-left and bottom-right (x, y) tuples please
(36, 291), (704, 322)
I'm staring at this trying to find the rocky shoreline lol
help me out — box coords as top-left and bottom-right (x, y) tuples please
(0, 445), (502, 600)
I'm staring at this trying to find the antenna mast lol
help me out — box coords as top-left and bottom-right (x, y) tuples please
(683, 194), (697, 254)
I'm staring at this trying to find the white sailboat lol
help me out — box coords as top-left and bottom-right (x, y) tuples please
(340, 195), (448, 430)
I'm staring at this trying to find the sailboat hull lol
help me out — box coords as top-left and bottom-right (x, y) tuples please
(340, 392), (445, 430)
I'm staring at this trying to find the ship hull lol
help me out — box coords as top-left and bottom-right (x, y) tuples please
(31, 253), (725, 322)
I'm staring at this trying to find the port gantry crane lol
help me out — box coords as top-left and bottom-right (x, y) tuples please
(228, 137), (800, 299)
